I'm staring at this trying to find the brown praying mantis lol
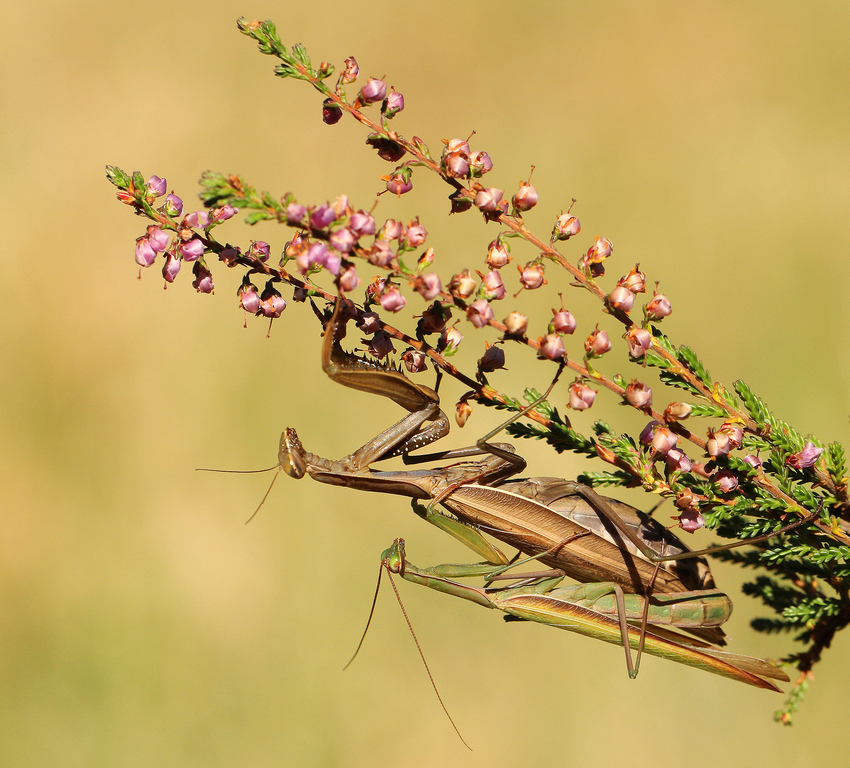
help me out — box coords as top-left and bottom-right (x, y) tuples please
(247, 297), (797, 690)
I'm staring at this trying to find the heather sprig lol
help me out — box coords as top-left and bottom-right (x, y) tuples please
(106, 18), (850, 722)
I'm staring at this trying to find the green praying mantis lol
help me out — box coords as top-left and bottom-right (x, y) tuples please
(251, 297), (795, 691)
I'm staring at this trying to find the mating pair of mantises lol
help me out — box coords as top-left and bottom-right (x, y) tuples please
(233, 296), (801, 697)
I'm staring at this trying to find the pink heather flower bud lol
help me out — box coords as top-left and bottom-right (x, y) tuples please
(518, 262), (546, 290)
(286, 202), (307, 224)
(442, 325), (464, 353)
(625, 380), (653, 410)
(180, 238), (205, 262)
(306, 242), (330, 273)
(469, 150), (493, 176)
(586, 236), (613, 264)
(147, 225), (169, 253)
(164, 193), (183, 217)
(478, 343), (506, 373)
(742, 454), (763, 469)
(132, 244), (157, 274)
(675, 489), (698, 509)
(161, 252), (180, 283)
(382, 87), (405, 118)
(348, 211), (375, 238)
(357, 312), (381, 335)
(384, 170), (413, 196)
(367, 239), (394, 268)
(183, 210), (210, 229)
(330, 227), (356, 253)
(338, 263), (360, 292)
(787, 442), (825, 468)
(445, 138), (470, 155)
(146, 175), (167, 197)
(332, 195), (351, 218)
(247, 240), (270, 262)
(569, 380), (597, 411)
(474, 187), (504, 212)
(258, 283), (286, 318)
(706, 429), (732, 458)
(639, 421), (661, 445)
(719, 422), (744, 450)
(322, 98), (343, 125)
(367, 331), (395, 359)
(211, 205), (237, 222)
(162, 251), (181, 283)
(323, 250), (341, 276)
(504, 311), (528, 335)
(238, 281), (261, 314)
(359, 77), (387, 104)
(341, 56), (359, 84)
(539, 334), (566, 361)
(403, 219), (427, 247)
(420, 303), (451, 335)
(713, 470), (739, 493)
(467, 298), (494, 329)
(513, 181), (538, 212)
(551, 308), (577, 335)
(645, 292), (672, 320)
(414, 273), (442, 301)
(620, 265), (647, 293)
(401, 348), (428, 374)
(480, 270), (506, 300)
(650, 425), (677, 453)
(380, 219), (404, 241)
(664, 449), (692, 473)
(676, 506), (705, 533)
(584, 328), (611, 358)
(626, 326), (652, 358)
(554, 213), (581, 240)
(192, 262), (214, 294)
(443, 152), (470, 178)
(366, 281), (390, 310)
(449, 269), (477, 300)
(456, 399), (473, 428)
(607, 285), (635, 313)
(664, 402), (692, 422)
(310, 204), (336, 230)
(486, 240), (511, 269)
(349, 211), (376, 238)
(379, 286), (407, 313)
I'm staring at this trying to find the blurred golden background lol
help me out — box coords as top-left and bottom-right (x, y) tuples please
(2, 1), (849, 766)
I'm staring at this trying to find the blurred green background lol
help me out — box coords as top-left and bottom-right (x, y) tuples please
(3, 1), (849, 766)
